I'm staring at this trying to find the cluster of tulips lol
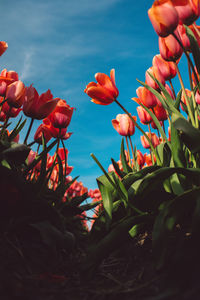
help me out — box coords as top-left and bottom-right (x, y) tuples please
(0, 41), (105, 233)
(81, 2), (200, 288)
(85, 0), (200, 173)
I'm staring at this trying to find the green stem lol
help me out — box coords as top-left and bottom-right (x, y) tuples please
(187, 58), (199, 128)
(172, 31), (199, 85)
(61, 139), (67, 179)
(114, 98), (161, 165)
(24, 118), (34, 144)
(169, 79), (176, 99)
(175, 63), (196, 126)
(125, 136), (131, 167)
(128, 136), (136, 170)
(23, 138), (58, 175)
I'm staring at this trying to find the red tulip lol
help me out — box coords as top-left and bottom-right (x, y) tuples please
(177, 23), (191, 51)
(173, 0), (200, 26)
(141, 132), (160, 149)
(136, 150), (145, 168)
(112, 114), (137, 136)
(153, 103), (168, 121)
(1, 98), (21, 118)
(159, 29), (183, 61)
(0, 42), (8, 56)
(43, 118), (72, 140)
(152, 54), (177, 80)
(47, 99), (74, 129)
(136, 86), (157, 108)
(148, 0), (179, 37)
(145, 66), (165, 90)
(23, 86), (60, 120)
(195, 90), (200, 104)
(136, 106), (152, 124)
(84, 69), (119, 105)
(5, 80), (26, 108)
(34, 123), (52, 144)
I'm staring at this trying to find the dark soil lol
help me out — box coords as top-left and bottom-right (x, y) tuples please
(0, 230), (200, 300)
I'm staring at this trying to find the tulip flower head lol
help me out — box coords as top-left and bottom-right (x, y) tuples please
(47, 99), (75, 129)
(0, 41), (8, 57)
(136, 106), (152, 124)
(136, 86), (158, 108)
(152, 54), (177, 80)
(159, 29), (183, 61)
(6, 80), (26, 108)
(141, 132), (160, 149)
(23, 86), (60, 120)
(148, 0), (179, 37)
(112, 113), (137, 136)
(84, 69), (119, 105)
(173, 0), (200, 26)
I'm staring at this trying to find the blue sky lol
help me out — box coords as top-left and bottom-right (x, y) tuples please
(0, 0), (189, 190)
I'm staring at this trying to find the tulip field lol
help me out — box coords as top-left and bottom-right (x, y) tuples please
(1, 0), (200, 299)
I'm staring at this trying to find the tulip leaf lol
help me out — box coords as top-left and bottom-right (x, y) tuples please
(184, 25), (200, 76)
(111, 157), (126, 178)
(2, 142), (30, 165)
(122, 165), (161, 190)
(97, 179), (113, 229)
(82, 213), (151, 273)
(152, 187), (200, 269)
(8, 117), (26, 142)
(172, 113), (200, 153)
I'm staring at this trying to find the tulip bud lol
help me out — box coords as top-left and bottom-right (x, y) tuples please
(173, 0), (200, 26)
(6, 80), (26, 108)
(148, 0), (179, 37)
(159, 29), (183, 61)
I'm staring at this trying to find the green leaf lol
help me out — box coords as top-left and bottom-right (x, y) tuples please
(172, 113), (200, 153)
(2, 142), (30, 165)
(156, 142), (171, 167)
(135, 167), (200, 201)
(8, 117), (26, 142)
(111, 157), (126, 178)
(184, 25), (200, 76)
(153, 187), (200, 269)
(82, 213), (151, 273)
(122, 165), (161, 190)
(97, 180), (113, 229)
(129, 223), (144, 238)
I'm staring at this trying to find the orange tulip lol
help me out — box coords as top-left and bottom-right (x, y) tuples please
(43, 118), (72, 140)
(47, 99), (74, 128)
(177, 23), (191, 51)
(136, 106), (152, 124)
(172, 0), (200, 26)
(0, 41), (8, 56)
(148, 0), (179, 37)
(141, 132), (160, 149)
(145, 65), (166, 90)
(159, 29), (183, 61)
(136, 150), (145, 168)
(152, 54), (177, 81)
(0, 69), (18, 82)
(23, 85), (60, 120)
(153, 103), (168, 121)
(84, 69), (119, 105)
(5, 80), (26, 108)
(112, 114), (137, 136)
(136, 86), (157, 108)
